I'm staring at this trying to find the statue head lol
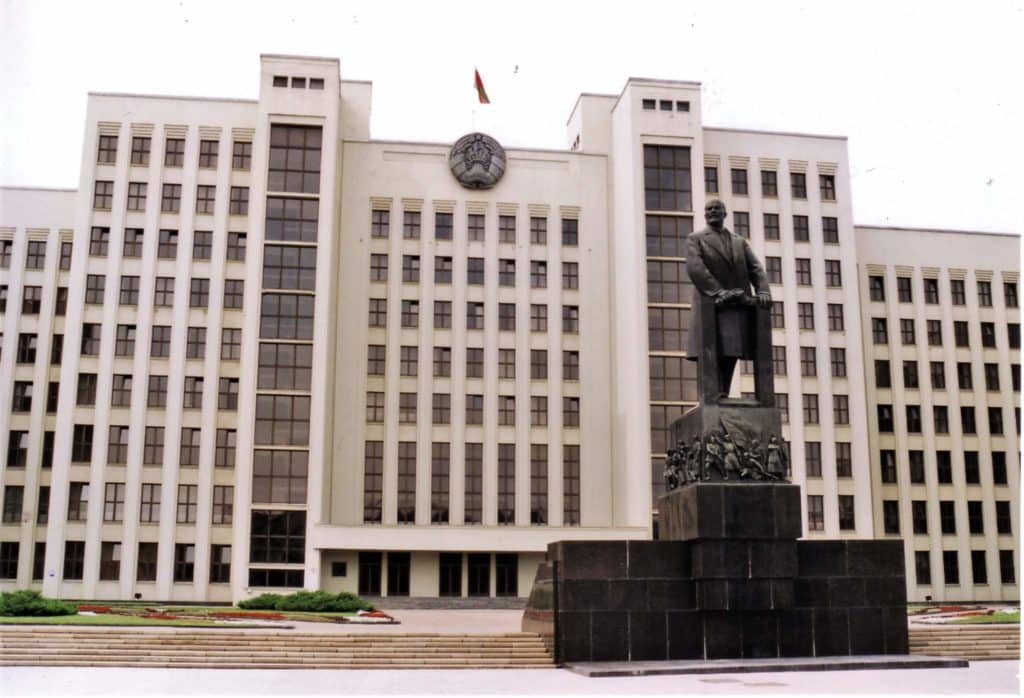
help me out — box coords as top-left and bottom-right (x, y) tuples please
(705, 198), (727, 229)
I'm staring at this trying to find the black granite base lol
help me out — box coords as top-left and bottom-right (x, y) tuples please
(565, 655), (968, 677)
(522, 482), (910, 664)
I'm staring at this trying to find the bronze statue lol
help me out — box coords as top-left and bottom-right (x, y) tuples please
(686, 199), (771, 399)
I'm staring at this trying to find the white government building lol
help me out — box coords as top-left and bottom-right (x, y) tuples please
(0, 54), (1018, 604)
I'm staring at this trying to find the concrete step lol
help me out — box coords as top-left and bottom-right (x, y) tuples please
(0, 661), (555, 669)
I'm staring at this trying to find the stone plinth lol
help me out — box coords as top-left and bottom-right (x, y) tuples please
(523, 482), (909, 664)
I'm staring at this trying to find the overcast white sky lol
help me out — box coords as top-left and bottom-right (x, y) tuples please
(1, 0), (1021, 233)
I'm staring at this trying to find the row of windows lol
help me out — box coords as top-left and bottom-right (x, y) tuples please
(370, 210), (579, 246)
(706, 168), (836, 201)
(367, 299), (580, 333)
(370, 254), (579, 289)
(6, 425), (236, 469)
(87, 227), (246, 261)
(641, 98), (690, 113)
(911, 548), (1016, 587)
(357, 551), (520, 598)
(271, 75), (326, 90)
(362, 441), (580, 526)
(875, 360), (1021, 392)
(870, 318), (1019, 349)
(81, 276), (245, 309)
(366, 345), (580, 381)
(878, 449), (1013, 486)
(73, 371), (240, 409)
(0, 240), (72, 271)
(4, 326), (242, 368)
(93, 182), (247, 215)
(96, 134), (251, 171)
(880, 498), (1014, 537)
(0, 540), (232, 585)
(765, 256), (843, 287)
(805, 493), (856, 530)
(366, 392), (581, 427)
(876, 403), (1017, 436)
(869, 275), (1018, 309)
(20, 481), (235, 525)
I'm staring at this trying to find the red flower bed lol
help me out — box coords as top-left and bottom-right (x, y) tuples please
(143, 613), (180, 620)
(77, 605), (112, 613)
(210, 611), (285, 620)
(360, 611), (392, 619)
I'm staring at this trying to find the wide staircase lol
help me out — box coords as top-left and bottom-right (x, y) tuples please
(0, 628), (555, 669)
(909, 625), (1020, 661)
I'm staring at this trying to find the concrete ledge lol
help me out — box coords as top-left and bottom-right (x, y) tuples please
(566, 654), (969, 677)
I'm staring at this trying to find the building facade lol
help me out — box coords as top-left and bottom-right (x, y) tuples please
(0, 54), (1017, 603)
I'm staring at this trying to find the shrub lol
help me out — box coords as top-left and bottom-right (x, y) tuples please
(238, 590), (373, 613)
(237, 593), (284, 610)
(0, 590), (78, 617)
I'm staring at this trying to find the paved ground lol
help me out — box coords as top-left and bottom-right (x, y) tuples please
(283, 609), (526, 634)
(1, 661), (1018, 695)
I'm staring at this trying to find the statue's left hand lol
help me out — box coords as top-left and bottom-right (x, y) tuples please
(756, 291), (772, 307)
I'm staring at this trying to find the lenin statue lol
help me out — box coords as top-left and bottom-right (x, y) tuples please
(685, 199), (772, 400)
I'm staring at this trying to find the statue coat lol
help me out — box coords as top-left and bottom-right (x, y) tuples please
(685, 226), (771, 359)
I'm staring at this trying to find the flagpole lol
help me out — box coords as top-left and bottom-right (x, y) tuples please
(472, 66), (477, 132)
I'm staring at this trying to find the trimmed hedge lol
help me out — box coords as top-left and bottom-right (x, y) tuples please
(239, 590), (374, 613)
(0, 590), (78, 617)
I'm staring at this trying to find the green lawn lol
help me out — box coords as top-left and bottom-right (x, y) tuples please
(951, 611), (1020, 624)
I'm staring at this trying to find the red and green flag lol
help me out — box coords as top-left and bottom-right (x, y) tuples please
(474, 69), (490, 104)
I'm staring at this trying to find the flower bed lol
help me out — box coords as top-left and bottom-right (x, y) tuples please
(77, 605), (112, 613)
(209, 611), (286, 620)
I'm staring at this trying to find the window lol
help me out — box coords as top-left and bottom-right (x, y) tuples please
(401, 300), (419, 328)
(760, 170), (778, 197)
(400, 254), (421, 283)
(218, 378), (239, 410)
(176, 427), (200, 467)
(433, 300), (452, 329)
(562, 218), (579, 246)
(792, 215), (809, 242)
(214, 429), (236, 469)
(365, 298), (386, 328)
(822, 216), (839, 243)
(948, 279), (966, 305)
(819, 174), (836, 200)
(370, 207), (389, 237)
(465, 394), (483, 425)
(431, 442), (450, 524)
(499, 259), (516, 286)
(266, 197), (319, 242)
(730, 168), (748, 196)
(229, 187), (249, 215)
(1000, 551), (1016, 584)
(161, 183), (181, 213)
(807, 495), (824, 531)
(84, 274), (105, 304)
(495, 303), (514, 331)
(800, 346), (817, 377)
(227, 232), (246, 261)
(643, 145), (692, 210)
(97, 541), (121, 581)
(211, 485), (233, 525)
(136, 542), (158, 582)
(890, 277), (909, 304)
(965, 499), (985, 535)
(790, 172), (806, 198)
(2, 486), (23, 523)
(979, 322), (996, 348)
(770, 301), (785, 329)
(260, 293), (315, 339)
(80, 325), (101, 356)
(63, 541), (85, 581)
(1009, 323), (1021, 349)
(164, 137), (184, 166)
(24, 240), (45, 269)
(59, 242), (73, 269)
(879, 450), (897, 483)
(216, 327), (241, 361)
(827, 347), (847, 378)
(833, 395), (850, 425)
(395, 442), (417, 524)
(915, 551), (932, 585)
(466, 256), (484, 285)
(824, 260), (842, 287)
(97, 134), (117, 163)
(360, 442), (384, 523)
(399, 392), (417, 423)
(883, 501), (900, 534)
(143, 427), (164, 465)
(805, 442), (822, 477)
(156, 228), (178, 259)
(433, 255), (451, 284)
(185, 326), (206, 359)
(199, 139), (219, 168)
(723, 210), (746, 239)
(794, 258), (811, 286)
(432, 393), (451, 425)
(990, 451), (1008, 485)
(924, 278), (940, 304)
(195, 185), (216, 214)
(943, 550), (960, 586)
(174, 484), (198, 524)
(896, 318), (915, 345)
(802, 394), (819, 424)
(182, 376), (203, 409)
(988, 406), (1004, 435)
(210, 544), (231, 584)
(232, 140), (252, 170)
(796, 302), (814, 330)
(188, 278), (209, 308)
(838, 495), (855, 530)
(1003, 281), (1018, 308)
(499, 214), (516, 243)
(775, 393), (789, 423)
(909, 500), (928, 534)
(466, 348), (484, 378)
(868, 275), (886, 302)
(399, 345), (418, 376)
(961, 406), (977, 434)
(467, 213), (485, 241)
(977, 280), (992, 307)
(110, 374), (132, 407)
(704, 166), (718, 194)
(115, 275), (140, 306)
(497, 348), (516, 379)
(906, 405), (922, 433)
(925, 319), (942, 346)
(562, 305), (579, 333)
(769, 346), (787, 376)
(103, 482), (125, 522)
(877, 404), (893, 432)
(901, 360), (920, 389)
(123, 229), (144, 256)
(495, 395), (515, 426)
(174, 544), (195, 582)
(563, 350), (580, 380)
(933, 406), (949, 434)
(435, 211), (453, 240)
(466, 302), (484, 330)
(21, 286), (42, 315)
(756, 214), (780, 244)
(67, 482), (89, 520)
(950, 320), (970, 347)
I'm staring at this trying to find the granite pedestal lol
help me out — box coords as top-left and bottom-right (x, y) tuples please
(523, 482), (909, 664)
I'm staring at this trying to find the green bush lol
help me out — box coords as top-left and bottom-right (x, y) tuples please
(0, 590), (78, 617)
(237, 593), (284, 610)
(238, 590), (373, 613)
